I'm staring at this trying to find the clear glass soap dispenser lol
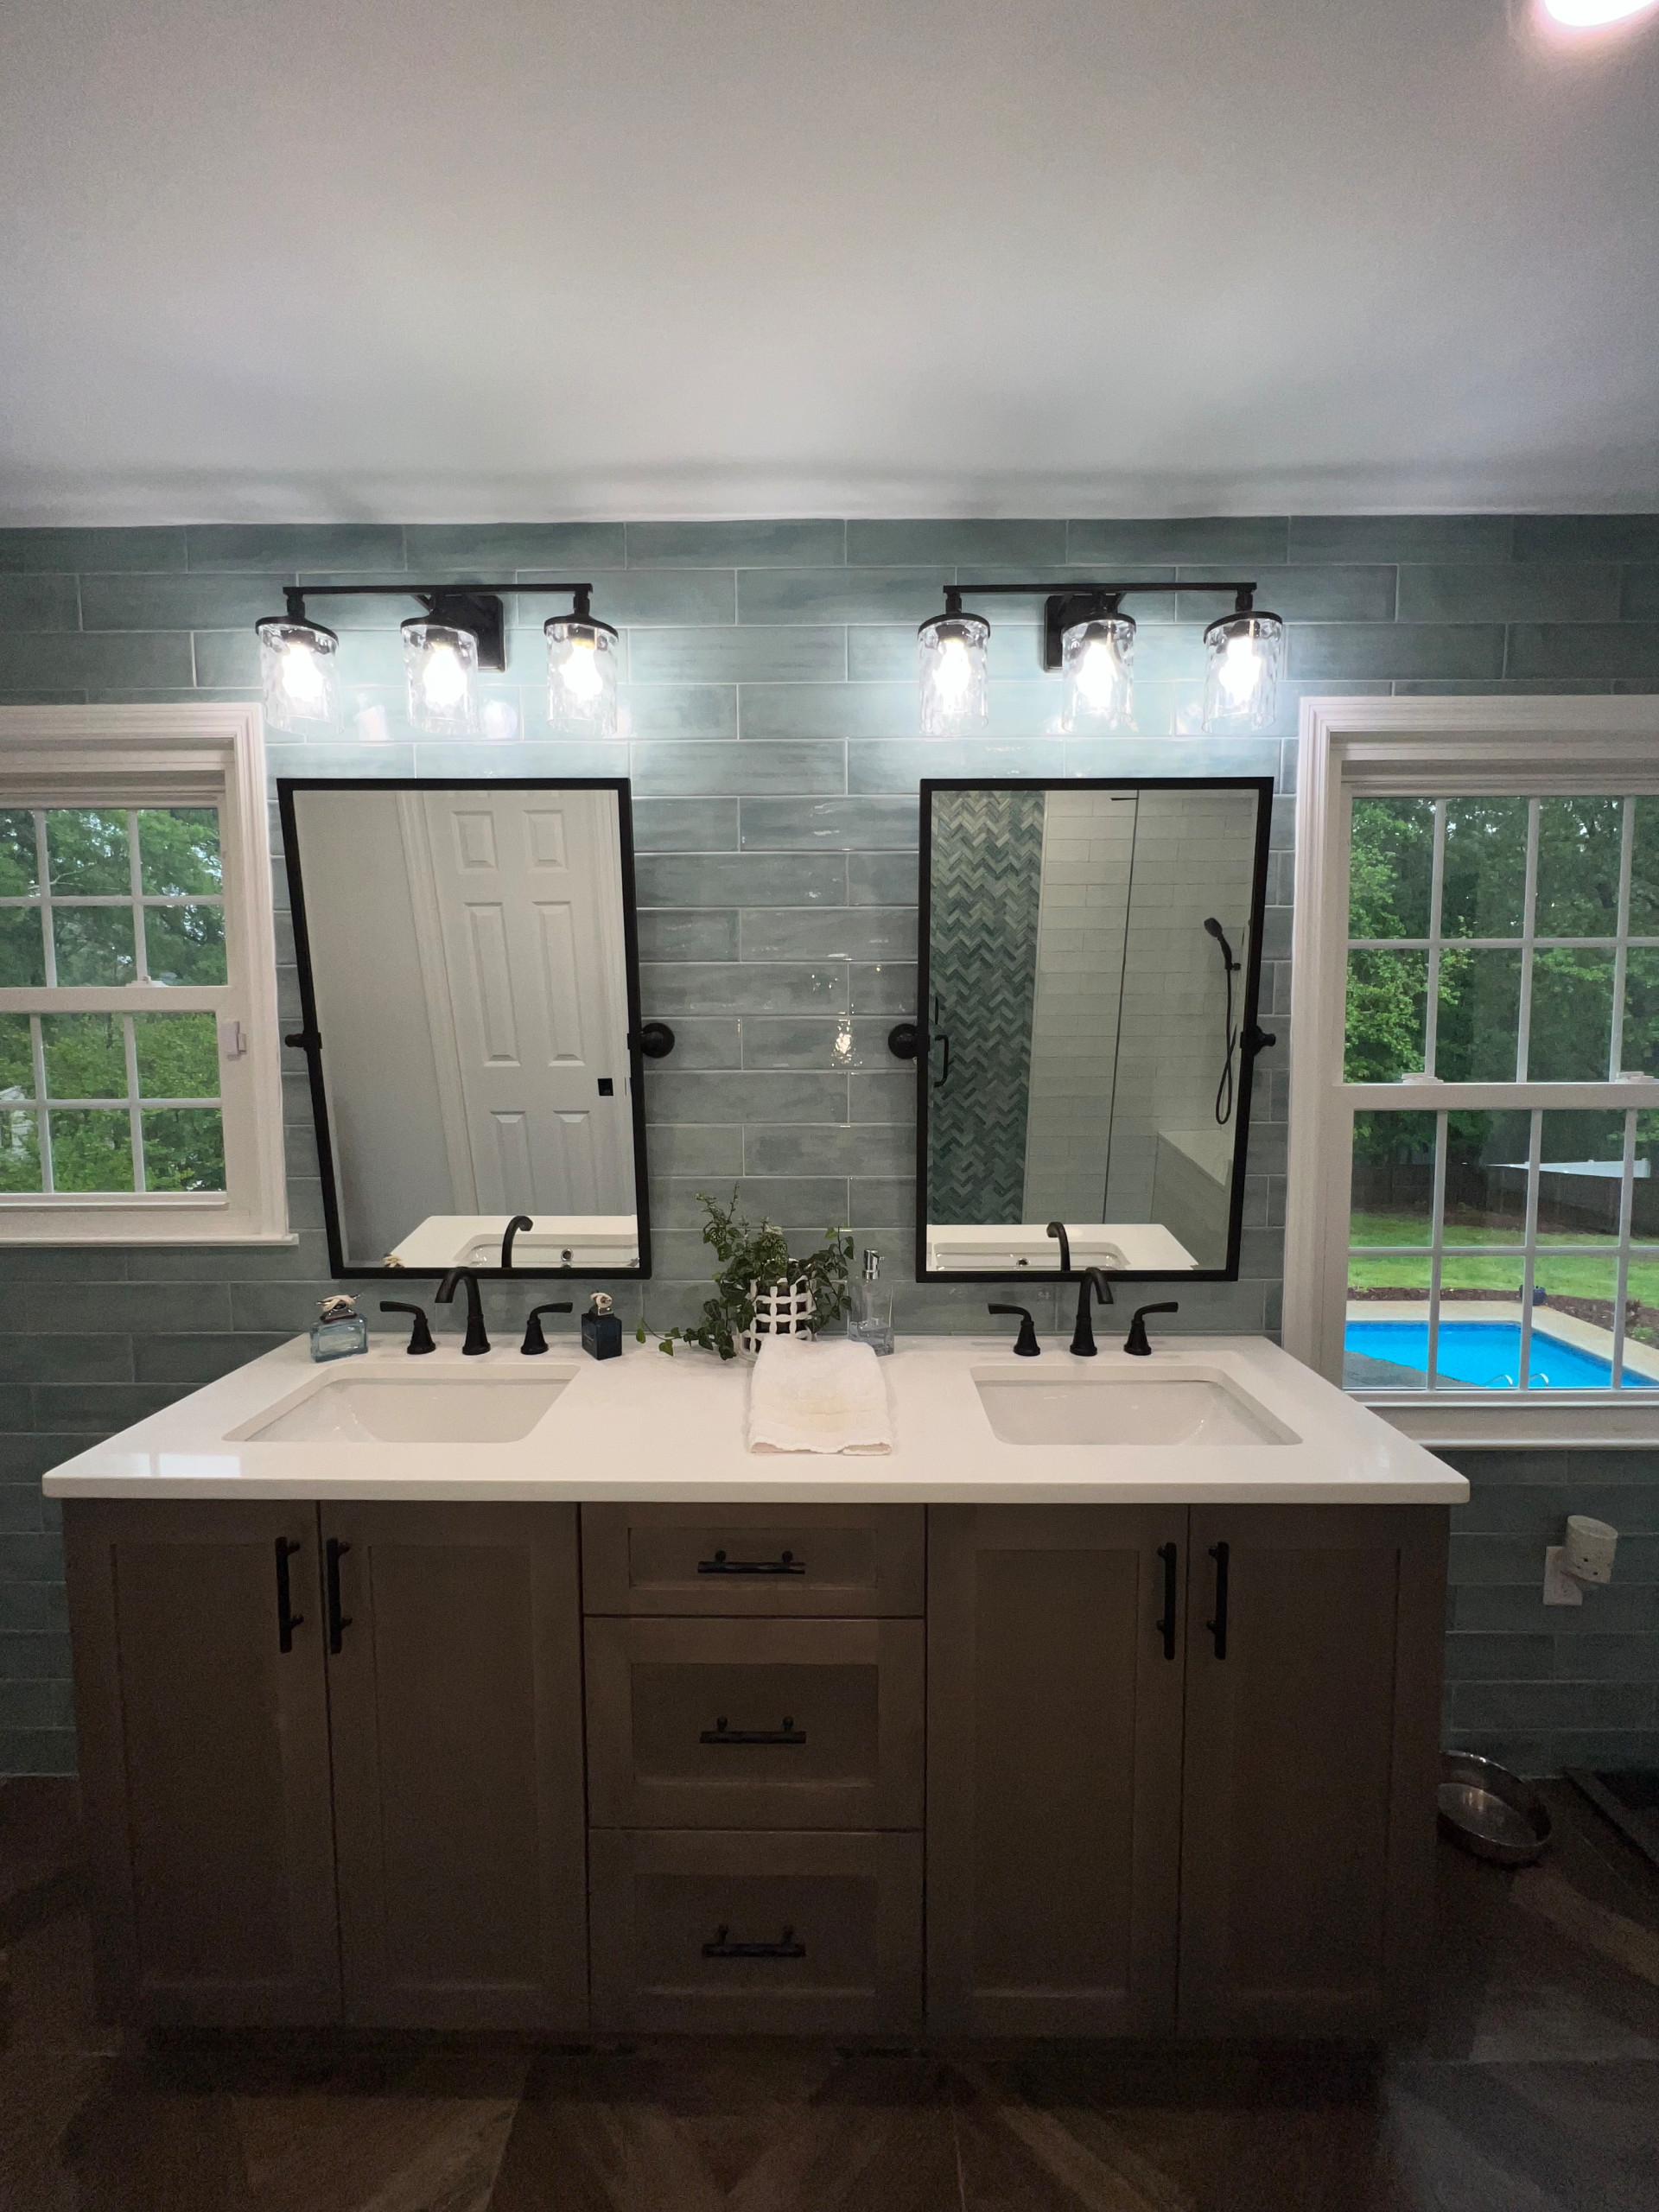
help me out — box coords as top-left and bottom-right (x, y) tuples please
(849, 1249), (895, 1356)
(310, 1294), (368, 1362)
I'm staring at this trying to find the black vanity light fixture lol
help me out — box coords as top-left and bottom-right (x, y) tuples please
(254, 582), (620, 741)
(918, 579), (1286, 738)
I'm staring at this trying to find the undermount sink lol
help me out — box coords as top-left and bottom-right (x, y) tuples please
(973, 1366), (1300, 1447)
(233, 1373), (576, 1445)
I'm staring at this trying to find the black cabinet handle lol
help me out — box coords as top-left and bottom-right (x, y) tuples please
(702, 1923), (805, 1960)
(699, 1714), (806, 1746)
(326, 1537), (353, 1655)
(1155, 1541), (1179, 1661)
(274, 1537), (304, 1652)
(1206, 1541), (1230, 1660)
(696, 1548), (805, 1577)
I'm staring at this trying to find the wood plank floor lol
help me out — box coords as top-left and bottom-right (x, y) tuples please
(3, 1781), (1657, 2210)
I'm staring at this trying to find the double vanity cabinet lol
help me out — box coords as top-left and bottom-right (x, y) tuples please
(57, 1332), (1458, 2048)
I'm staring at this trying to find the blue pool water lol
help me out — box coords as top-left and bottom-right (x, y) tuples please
(1344, 1317), (1656, 1389)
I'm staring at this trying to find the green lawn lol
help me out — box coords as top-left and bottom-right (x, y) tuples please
(1346, 1212), (1659, 1305)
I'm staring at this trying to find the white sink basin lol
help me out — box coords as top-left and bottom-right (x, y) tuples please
(233, 1373), (576, 1445)
(973, 1367), (1299, 1447)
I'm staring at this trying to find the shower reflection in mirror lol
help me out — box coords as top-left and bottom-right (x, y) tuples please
(914, 779), (1273, 1281)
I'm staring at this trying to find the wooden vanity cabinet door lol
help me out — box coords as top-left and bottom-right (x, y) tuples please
(926, 1505), (1187, 2037)
(1177, 1504), (1448, 2039)
(321, 1502), (588, 2031)
(63, 1498), (340, 2027)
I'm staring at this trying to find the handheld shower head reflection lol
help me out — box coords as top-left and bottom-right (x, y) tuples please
(1203, 915), (1238, 970)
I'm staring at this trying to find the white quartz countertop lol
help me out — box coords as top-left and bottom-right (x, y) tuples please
(42, 1332), (1469, 1506)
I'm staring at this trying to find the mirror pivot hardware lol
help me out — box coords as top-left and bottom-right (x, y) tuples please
(632, 1021), (676, 1058)
(887, 1022), (919, 1060)
(988, 1303), (1040, 1356)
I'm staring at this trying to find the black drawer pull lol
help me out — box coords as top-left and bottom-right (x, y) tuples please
(1206, 1541), (1230, 1661)
(699, 1714), (806, 1746)
(697, 1548), (805, 1577)
(1155, 1541), (1178, 1661)
(326, 1537), (353, 1655)
(702, 1923), (805, 1960)
(274, 1537), (304, 1652)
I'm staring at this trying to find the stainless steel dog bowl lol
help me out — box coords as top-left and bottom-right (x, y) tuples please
(1438, 1751), (1552, 1866)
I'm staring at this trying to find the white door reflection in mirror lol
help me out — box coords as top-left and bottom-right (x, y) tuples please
(285, 781), (642, 1274)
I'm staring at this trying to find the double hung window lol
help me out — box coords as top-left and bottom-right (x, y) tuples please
(0, 707), (288, 1244)
(1286, 700), (1659, 1439)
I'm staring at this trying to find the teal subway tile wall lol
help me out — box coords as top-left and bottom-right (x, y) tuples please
(3, 514), (1659, 1777)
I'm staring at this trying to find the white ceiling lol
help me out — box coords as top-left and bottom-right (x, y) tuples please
(2, 0), (1656, 524)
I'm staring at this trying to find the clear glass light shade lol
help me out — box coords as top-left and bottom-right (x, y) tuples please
(918, 614), (990, 737)
(1061, 616), (1135, 731)
(256, 618), (340, 734)
(1201, 612), (1285, 734)
(402, 619), (480, 736)
(545, 619), (620, 738)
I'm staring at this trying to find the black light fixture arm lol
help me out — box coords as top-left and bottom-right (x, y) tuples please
(936, 580), (1263, 671)
(276, 581), (600, 675)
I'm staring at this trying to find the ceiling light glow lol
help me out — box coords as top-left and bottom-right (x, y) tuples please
(1541, 0), (1657, 25)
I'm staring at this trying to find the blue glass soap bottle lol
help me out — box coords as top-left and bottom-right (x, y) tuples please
(310, 1294), (368, 1362)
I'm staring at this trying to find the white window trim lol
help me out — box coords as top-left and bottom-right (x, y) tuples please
(0, 704), (291, 1245)
(1285, 694), (1659, 1449)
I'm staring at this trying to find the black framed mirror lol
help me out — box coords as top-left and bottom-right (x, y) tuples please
(278, 778), (655, 1280)
(912, 777), (1274, 1283)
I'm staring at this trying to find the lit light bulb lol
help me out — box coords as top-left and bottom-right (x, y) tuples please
(558, 636), (604, 702)
(280, 639), (327, 710)
(1217, 632), (1262, 709)
(1075, 634), (1123, 710)
(1542, 0), (1656, 23)
(422, 641), (467, 712)
(933, 636), (974, 708)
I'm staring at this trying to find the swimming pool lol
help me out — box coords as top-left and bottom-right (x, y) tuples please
(1344, 1316), (1656, 1389)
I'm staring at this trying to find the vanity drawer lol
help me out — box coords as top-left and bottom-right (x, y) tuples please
(585, 1618), (924, 1830)
(580, 1503), (925, 1618)
(588, 1827), (923, 2035)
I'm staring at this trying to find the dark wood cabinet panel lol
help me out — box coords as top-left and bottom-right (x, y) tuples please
(589, 1827), (923, 2035)
(1177, 1504), (1447, 2039)
(586, 1616), (924, 1831)
(322, 1502), (588, 2031)
(582, 1503), (925, 1617)
(63, 1499), (340, 2028)
(926, 1505), (1186, 2037)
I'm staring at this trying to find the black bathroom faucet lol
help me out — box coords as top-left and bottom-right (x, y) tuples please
(1071, 1268), (1115, 1357)
(435, 1268), (490, 1357)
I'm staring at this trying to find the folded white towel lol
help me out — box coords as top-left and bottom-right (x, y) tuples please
(747, 1334), (893, 1456)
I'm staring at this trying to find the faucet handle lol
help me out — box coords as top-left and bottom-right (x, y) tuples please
(1124, 1301), (1179, 1357)
(379, 1301), (435, 1356)
(988, 1304), (1040, 1357)
(522, 1301), (575, 1357)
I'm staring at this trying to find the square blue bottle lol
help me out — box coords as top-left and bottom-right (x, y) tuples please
(310, 1294), (368, 1362)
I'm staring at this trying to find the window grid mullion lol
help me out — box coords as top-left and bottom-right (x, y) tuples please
(1516, 798), (1541, 1083)
(1610, 797), (1635, 1077)
(32, 810), (55, 990)
(123, 1013), (145, 1194)
(1422, 801), (1446, 1079)
(27, 1011), (52, 1194)
(125, 814), (151, 988)
(1427, 1107), (1447, 1389)
(1519, 1107), (1542, 1388)
(1612, 1107), (1637, 1386)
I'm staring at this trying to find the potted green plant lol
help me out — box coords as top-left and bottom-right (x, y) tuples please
(641, 1187), (853, 1358)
